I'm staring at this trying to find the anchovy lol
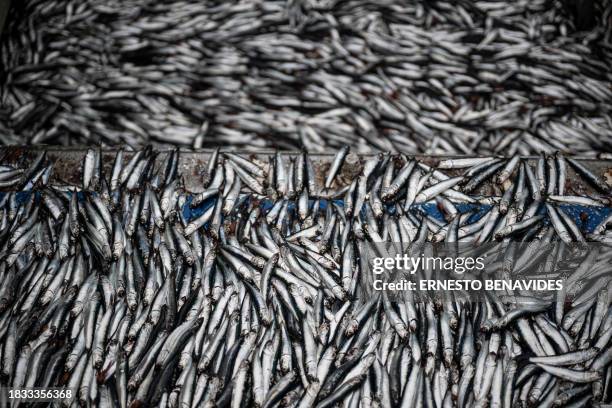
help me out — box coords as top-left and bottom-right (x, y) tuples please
(0, 149), (610, 408)
(1, 1), (612, 155)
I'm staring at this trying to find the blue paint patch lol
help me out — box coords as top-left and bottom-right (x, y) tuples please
(1, 192), (610, 234)
(418, 202), (492, 224)
(183, 195), (214, 220)
(558, 204), (612, 234)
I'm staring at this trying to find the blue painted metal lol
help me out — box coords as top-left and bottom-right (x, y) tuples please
(2, 192), (610, 234)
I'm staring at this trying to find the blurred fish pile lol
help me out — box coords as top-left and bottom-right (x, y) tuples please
(1, 0), (612, 154)
(0, 149), (611, 407)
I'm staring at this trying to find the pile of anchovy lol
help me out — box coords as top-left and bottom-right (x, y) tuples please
(0, 148), (610, 407)
(2, 0), (612, 155)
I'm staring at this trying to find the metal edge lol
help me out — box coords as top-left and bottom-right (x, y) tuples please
(0, 146), (611, 195)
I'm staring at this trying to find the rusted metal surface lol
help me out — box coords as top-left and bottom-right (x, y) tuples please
(1, 146), (611, 195)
